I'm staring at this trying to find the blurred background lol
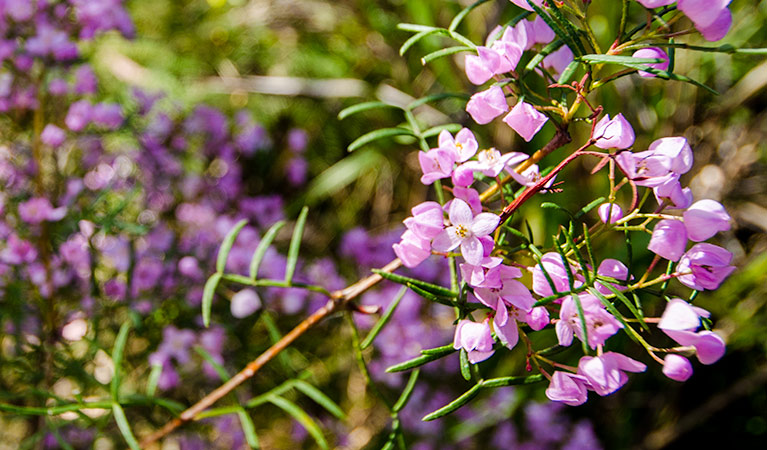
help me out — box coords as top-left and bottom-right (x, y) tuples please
(0, 0), (766, 448)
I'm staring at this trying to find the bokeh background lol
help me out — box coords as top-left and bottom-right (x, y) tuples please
(1, 0), (766, 448)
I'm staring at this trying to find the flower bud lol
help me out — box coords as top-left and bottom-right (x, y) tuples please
(662, 354), (693, 382)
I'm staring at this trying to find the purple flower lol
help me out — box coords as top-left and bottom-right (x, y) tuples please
(577, 352), (646, 397)
(676, 243), (735, 290)
(636, 0), (675, 7)
(503, 101), (548, 142)
(683, 199), (731, 242)
(648, 219), (687, 262)
(18, 197), (64, 224)
(474, 264), (535, 313)
(508, 0), (544, 12)
(432, 199), (500, 265)
(658, 299), (726, 364)
(466, 86), (509, 124)
(453, 319), (495, 363)
(697, 8), (732, 41)
(663, 354), (693, 382)
(678, 0), (732, 40)
(545, 371), (589, 406)
(598, 203), (623, 224)
(231, 289), (262, 318)
(41, 124), (66, 147)
(73, 65), (98, 95)
(654, 177), (693, 209)
(65, 100), (92, 131)
(593, 114), (635, 150)
(632, 47), (669, 78)
(157, 326), (196, 365)
(91, 103), (123, 129)
(532, 252), (583, 298)
(287, 128), (309, 152)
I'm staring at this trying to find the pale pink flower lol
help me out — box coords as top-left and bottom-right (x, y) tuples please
(593, 113), (635, 150)
(546, 371), (589, 406)
(403, 201), (444, 240)
(432, 199), (500, 265)
(418, 147), (456, 185)
(577, 352), (646, 396)
(438, 128), (478, 162)
(663, 354), (693, 382)
(595, 258), (630, 295)
(683, 199), (731, 242)
(598, 203), (623, 224)
(676, 243), (735, 291)
(648, 219), (688, 262)
(465, 148), (527, 178)
(466, 86), (509, 124)
(454, 319), (495, 363)
(632, 47), (669, 78)
(393, 230), (432, 268)
(503, 101), (548, 142)
(556, 294), (623, 349)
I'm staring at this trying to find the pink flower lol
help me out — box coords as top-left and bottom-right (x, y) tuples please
(653, 177), (693, 209)
(452, 164), (475, 187)
(503, 101), (548, 142)
(542, 45), (574, 76)
(432, 199), (500, 265)
(418, 147), (456, 185)
(475, 264), (535, 312)
(678, 0), (731, 29)
(403, 201), (444, 240)
(635, 0), (675, 8)
(532, 252), (584, 298)
(465, 46), (503, 85)
(697, 8), (732, 41)
(663, 354), (694, 382)
(577, 352), (646, 396)
(393, 230), (432, 268)
(658, 299), (726, 365)
(648, 219), (688, 262)
(593, 114), (635, 150)
(632, 47), (669, 78)
(18, 197), (65, 224)
(676, 243), (735, 291)
(556, 294), (623, 349)
(526, 16), (555, 47)
(464, 148), (527, 178)
(41, 124), (66, 147)
(508, 0), (544, 12)
(230, 289), (262, 318)
(452, 187), (482, 215)
(453, 319), (495, 363)
(598, 203), (623, 224)
(595, 258), (630, 295)
(438, 128), (478, 163)
(683, 199), (731, 242)
(546, 371), (589, 406)
(466, 86), (509, 124)
(616, 137), (693, 187)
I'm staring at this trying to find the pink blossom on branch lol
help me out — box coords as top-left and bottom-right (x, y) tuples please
(503, 101), (549, 142)
(432, 199), (500, 265)
(466, 85), (509, 124)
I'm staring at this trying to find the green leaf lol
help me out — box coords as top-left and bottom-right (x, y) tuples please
(397, 23), (440, 33)
(361, 286), (408, 350)
(202, 272), (223, 328)
(112, 403), (141, 450)
(574, 196), (606, 219)
(111, 321), (132, 401)
(146, 362), (162, 397)
(292, 380), (347, 420)
(422, 382), (482, 421)
(422, 123), (463, 139)
(459, 349), (472, 381)
(372, 269), (457, 298)
(541, 202), (574, 218)
(237, 410), (260, 449)
(588, 288), (643, 346)
(392, 369), (420, 413)
(407, 92), (470, 110)
(217, 219), (248, 274)
(408, 284), (463, 308)
(400, 29), (442, 56)
(578, 54), (668, 65)
(526, 2), (580, 56)
(250, 220), (286, 280)
(449, 0), (492, 32)
(305, 149), (384, 203)
(571, 292), (591, 355)
(545, 0), (586, 55)
(267, 395), (329, 450)
(421, 46), (474, 65)
(600, 283), (651, 333)
(525, 39), (564, 72)
(557, 60), (580, 85)
(421, 343), (455, 355)
(481, 374), (545, 388)
(347, 128), (415, 152)
(387, 347), (457, 373)
(338, 101), (399, 120)
(285, 206), (309, 285)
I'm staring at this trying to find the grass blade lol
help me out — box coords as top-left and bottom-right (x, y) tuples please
(421, 46), (473, 64)
(284, 206), (309, 285)
(202, 272), (223, 328)
(111, 321), (132, 402)
(250, 220), (286, 280)
(146, 362), (162, 397)
(292, 380), (347, 420)
(392, 369), (420, 412)
(422, 382), (482, 421)
(338, 101), (399, 120)
(217, 219), (248, 273)
(372, 269), (457, 298)
(449, 0), (492, 32)
(267, 395), (329, 450)
(237, 410), (260, 449)
(194, 345), (230, 381)
(361, 286), (408, 350)
(112, 403), (141, 450)
(347, 127), (416, 152)
(387, 347), (456, 373)
(481, 374), (545, 388)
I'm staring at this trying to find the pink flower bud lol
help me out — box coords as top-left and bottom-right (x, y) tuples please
(663, 354), (693, 382)
(694, 331), (725, 365)
(683, 199), (731, 242)
(453, 319), (495, 363)
(598, 203), (623, 224)
(593, 113), (635, 149)
(466, 86), (509, 124)
(632, 47), (669, 78)
(404, 201), (444, 240)
(546, 371), (589, 406)
(503, 101), (548, 142)
(393, 230), (432, 268)
(648, 219), (687, 262)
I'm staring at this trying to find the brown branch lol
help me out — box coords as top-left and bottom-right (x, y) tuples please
(140, 129), (577, 447)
